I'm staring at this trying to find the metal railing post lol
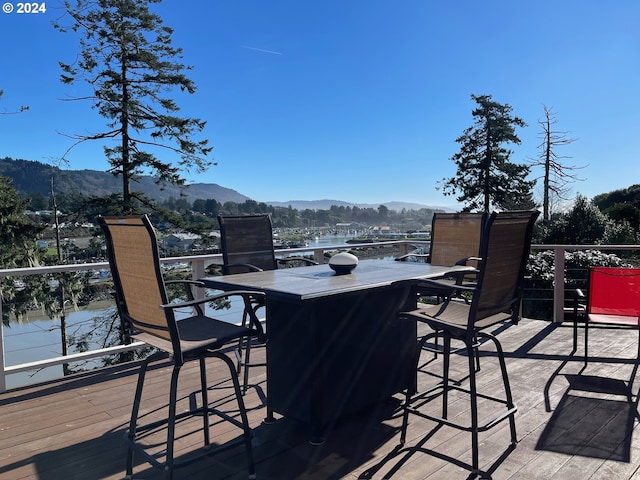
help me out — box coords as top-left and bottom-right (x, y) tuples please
(191, 257), (207, 301)
(312, 248), (325, 264)
(2, 242), (637, 390)
(1, 296), (6, 393)
(554, 246), (566, 324)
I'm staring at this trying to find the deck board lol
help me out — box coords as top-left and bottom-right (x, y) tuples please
(2, 318), (640, 479)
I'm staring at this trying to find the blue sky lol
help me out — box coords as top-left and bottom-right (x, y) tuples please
(1, 1), (638, 209)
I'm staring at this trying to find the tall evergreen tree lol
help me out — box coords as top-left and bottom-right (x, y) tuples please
(0, 176), (47, 325)
(55, 0), (213, 213)
(0, 176), (44, 269)
(440, 94), (534, 212)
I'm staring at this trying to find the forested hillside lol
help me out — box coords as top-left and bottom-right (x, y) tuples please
(0, 157), (249, 204)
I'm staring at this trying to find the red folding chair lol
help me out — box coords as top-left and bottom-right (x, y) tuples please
(585, 267), (640, 389)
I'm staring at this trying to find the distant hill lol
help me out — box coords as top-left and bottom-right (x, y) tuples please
(0, 157), (250, 204)
(0, 157), (451, 212)
(266, 199), (446, 212)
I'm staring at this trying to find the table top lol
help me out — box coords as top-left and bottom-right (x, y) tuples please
(200, 259), (472, 301)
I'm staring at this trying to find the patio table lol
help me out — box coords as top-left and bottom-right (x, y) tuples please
(200, 259), (471, 442)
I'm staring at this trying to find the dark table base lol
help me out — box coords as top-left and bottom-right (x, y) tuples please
(266, 283), (417, 442)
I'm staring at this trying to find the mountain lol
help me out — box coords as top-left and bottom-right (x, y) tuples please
(266, 199), (444, 211)
(0, 157), (250, 204)
(1, 157), (450, 211)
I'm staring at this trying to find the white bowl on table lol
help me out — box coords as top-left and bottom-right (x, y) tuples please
(329, 252), (358, 275)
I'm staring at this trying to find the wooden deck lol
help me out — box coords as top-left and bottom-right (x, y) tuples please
(2, 318), (640, 480)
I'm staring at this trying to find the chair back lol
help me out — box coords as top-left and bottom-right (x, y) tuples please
(470, 210), (539, 323)
(588, 267), (640, 317)
(429, 212), (486, 268)
(99, 215), (178, 347)
(218, 214), (278, 273)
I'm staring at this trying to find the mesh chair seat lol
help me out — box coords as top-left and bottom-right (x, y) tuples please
(410, 299), (517, 332)
(134, 314), (256, 354)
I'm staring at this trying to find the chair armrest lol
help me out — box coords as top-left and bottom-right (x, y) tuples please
(444, 264), (479, 286)
(222, 263), (263, 274)
(395, 253), (431, 262)
(278, 257), (318, 266)
(165, 279), (205, 295)
(565, 288), (586, 319)
(415, 278), (476, 294)
(165, 279), (206, 315)
(161, 290), (267, 339)
(160, 290), (264, 313)
(454, 256), (482, 266)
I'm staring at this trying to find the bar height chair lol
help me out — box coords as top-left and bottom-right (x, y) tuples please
(398, 212), (486, 368)
(218, 214), (317, 395)
(99, 215), (263, 480)
(398, 210), (539, 475)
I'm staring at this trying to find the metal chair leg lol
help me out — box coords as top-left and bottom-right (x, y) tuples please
(400, 333), (430, 445)
(242, 339), (252, 395)
(164, 365), (181, 479)
(467, 340), (480, 474)
(584, 321), (589, 366)
(485, 332), (517, 445)
(199, 356), (211, 446)
(212, 352), (256, 479)
(442, 334), (451, 419)
(126, 353), (161, 478)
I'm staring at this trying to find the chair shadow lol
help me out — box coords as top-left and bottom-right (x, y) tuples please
(358, 423), (516, 480)
(248, 398), (402, 480)
(0, 427), (129, 480)
(537, 373), (639, 462)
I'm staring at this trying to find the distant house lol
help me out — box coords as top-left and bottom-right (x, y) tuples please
(372, 226), (392, 236)
(164, 232), (201, 251)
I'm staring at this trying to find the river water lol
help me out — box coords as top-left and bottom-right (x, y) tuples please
(3, 307), (117, 389)
(4, 234), (415, 389)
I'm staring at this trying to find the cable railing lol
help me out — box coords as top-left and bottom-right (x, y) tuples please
(1, 241), (639, 392)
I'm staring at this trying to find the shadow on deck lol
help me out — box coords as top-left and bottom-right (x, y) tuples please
(2, 318), (640, 480)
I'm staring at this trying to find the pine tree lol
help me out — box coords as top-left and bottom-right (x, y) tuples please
(0, 176), (44, 269)
(440, 94), (534, 212)
(0, 176), (47, 325)
(55, 0), (213, 213)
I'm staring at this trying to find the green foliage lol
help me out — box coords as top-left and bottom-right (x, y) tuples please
(563, 195), (607, 244)
(441, 94), (535, 212)
(499, 191), (539, 211)
(0, 176), (45, 268)
(593, 184), (640, 239)
(524, 249), (629, 320)
(55, 0), (212, 212)
(526, 193), (638, 320)
(603, 219), (636, 244)
(534, 195), (607, 245)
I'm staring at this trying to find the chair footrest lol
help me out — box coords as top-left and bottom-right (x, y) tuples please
(134, 403), (247, 435)
(407, 383), (517, 433)
(126, 429), (249, 471)
(234, 349), (267, 368)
